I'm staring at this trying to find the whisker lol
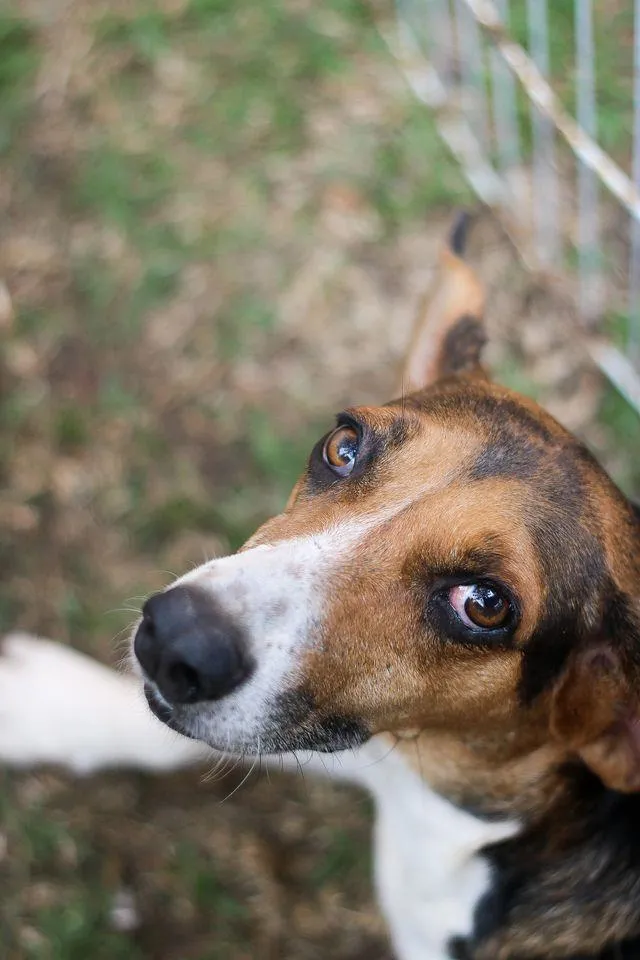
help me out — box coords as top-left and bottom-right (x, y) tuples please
(360, 735), (399, 770)
(159, 569), (179, 579)
(220, 753), (257, 803)
(106, 609), (143, 625)
(202, 743), (236, 783)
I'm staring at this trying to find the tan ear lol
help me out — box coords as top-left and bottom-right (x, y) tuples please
(550, 647), (640, 793)
(402, 213), (487, 393)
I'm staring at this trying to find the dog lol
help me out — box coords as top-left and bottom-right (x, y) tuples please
(3, 218), (640, 960)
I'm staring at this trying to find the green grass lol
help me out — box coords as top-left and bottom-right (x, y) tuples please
(244, 408), (319, 488)
(96, 9), (172, 65)
(596, 383), (640, 496)
(173, 842), (248, 920)
(130, 409), (319, 554)
(74, 148), (177, 241)
(27, 900), (144, 960)
(55, 405), (91, 452)
(1, 795), (145, 960)
(493, 357), (546, 406)
(215, 294), (278, 362)
(364, 103), (473, 229)
(98, 0), (372, 161)
(310, 827), (371, 890)
(0, 14), (39, 153)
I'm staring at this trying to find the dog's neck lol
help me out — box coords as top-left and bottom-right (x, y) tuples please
(380, 732), (640, 959)
(473, 764), (640, 959)
(363, 735), (520, 960)
(388, 724), (563, 819)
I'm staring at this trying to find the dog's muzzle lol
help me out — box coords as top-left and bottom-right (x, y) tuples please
(134, 585), (255, 707)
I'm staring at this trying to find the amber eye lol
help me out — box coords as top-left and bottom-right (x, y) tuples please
(448, 583), (512, 630)
(322, 425), (360, 477)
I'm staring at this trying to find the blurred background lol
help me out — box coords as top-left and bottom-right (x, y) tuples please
(2, 1), (640, 958)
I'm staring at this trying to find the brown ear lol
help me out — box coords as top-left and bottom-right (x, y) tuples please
(402, 213), (487, 393)
(550, 646), (640, 793)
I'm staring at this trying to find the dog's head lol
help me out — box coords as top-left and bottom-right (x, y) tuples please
(134, 225), (640, 804)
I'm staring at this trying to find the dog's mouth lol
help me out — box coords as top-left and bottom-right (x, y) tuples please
(143, 678), (370, 755)
(144, 683), (199, 740)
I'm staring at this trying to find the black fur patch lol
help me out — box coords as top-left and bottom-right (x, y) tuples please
(461, 764), (640, 958)
(447, 935), (471, 958)
(470, 433), (541, 482)
(517, 615), (576, 705)
(465, 393), (554, 444)
(450, 210), (472, 256)
(516, 452), (607, 704)
(439, 316), (486, 377)
(265, 690), (370, 753)
(405, 387), (555, 447)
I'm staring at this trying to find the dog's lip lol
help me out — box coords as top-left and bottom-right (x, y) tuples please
(144, 683), (199, 740)
(144, 683), (174, 722)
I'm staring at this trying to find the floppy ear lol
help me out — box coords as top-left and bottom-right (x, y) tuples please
(402, 213), (488, 393)
(550, 645), (640, 793)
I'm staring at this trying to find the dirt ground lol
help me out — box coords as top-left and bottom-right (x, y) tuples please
(1, 1), (636, 958)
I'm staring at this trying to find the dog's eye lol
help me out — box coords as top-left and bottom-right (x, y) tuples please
(323, 425), (360, 477)
(448, 583), (512, 630)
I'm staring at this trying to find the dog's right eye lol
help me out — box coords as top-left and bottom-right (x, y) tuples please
(449, 583), (511, 630)
(323, 426), (360, 477)
(427, 578), (519, 647)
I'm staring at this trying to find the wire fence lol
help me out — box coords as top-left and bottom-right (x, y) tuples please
(386, 0), (640, 411)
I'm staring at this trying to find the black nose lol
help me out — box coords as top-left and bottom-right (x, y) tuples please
(134, 586), (253, 705)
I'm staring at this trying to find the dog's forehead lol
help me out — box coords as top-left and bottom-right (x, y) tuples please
(393, 379), (565, 444)
(274, 381), (596, 548)
(257, 380), (610, 592)
(355, 379), (576, 485)
(346, 400), (481, 481)
(335, 384), (605, 578)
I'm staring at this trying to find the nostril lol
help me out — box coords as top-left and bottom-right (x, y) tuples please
(166, 660), (200, 704)
(156, 642), (252, 705)
(141, 610), (156, 639)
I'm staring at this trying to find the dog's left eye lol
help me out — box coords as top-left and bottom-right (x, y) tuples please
(323, 425), (360, 477)
(448, 583), (512, 630)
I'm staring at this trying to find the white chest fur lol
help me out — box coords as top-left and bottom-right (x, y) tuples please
(359, 744), (519, 960)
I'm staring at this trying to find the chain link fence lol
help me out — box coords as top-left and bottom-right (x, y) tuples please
(386, 0), (640, 411)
